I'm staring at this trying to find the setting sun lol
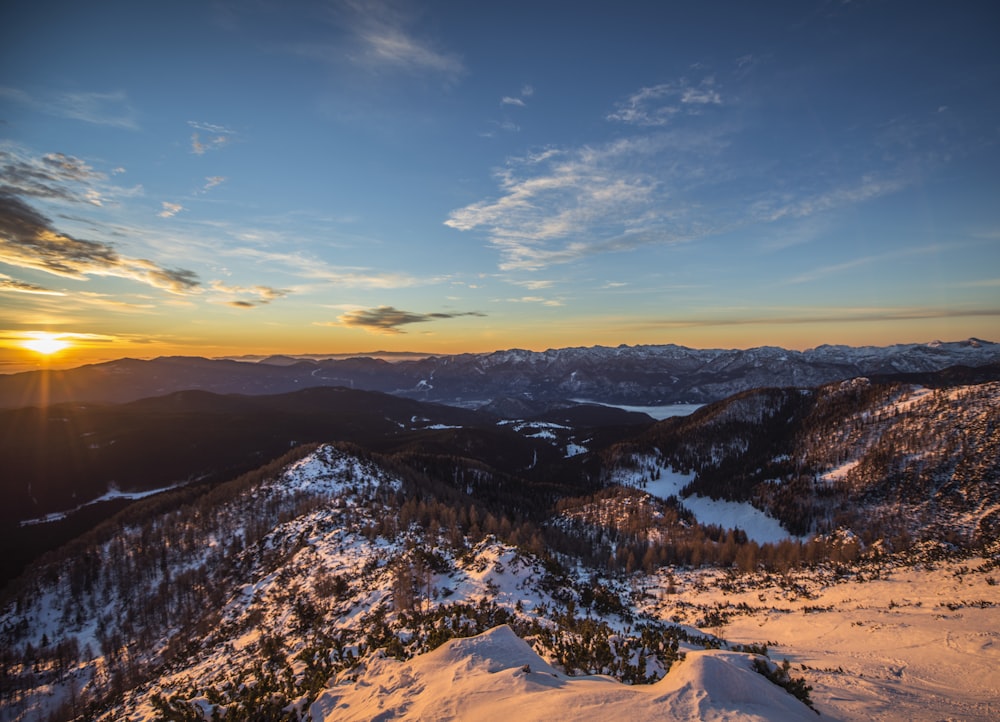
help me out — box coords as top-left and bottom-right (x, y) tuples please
(21, 333), (70, 356)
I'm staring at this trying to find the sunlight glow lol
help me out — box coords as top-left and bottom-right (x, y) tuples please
(21, 333), (71, 355)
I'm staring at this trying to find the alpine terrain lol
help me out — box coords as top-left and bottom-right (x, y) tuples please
(1, 343), (998, 721)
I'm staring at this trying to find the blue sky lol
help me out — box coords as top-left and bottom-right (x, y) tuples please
(1, 0), (998, 370)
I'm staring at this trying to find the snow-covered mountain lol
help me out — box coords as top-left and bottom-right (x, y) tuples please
(596, 378), (1000, 545)
(2, 338), (998, 408)
(3, 370), (999, 721)
(0, 444), (819, 721)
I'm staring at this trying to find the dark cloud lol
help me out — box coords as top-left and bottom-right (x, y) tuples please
(0, 193), (200, 293)
(0, 148), (104, 202)
(337, 305), (486, 334)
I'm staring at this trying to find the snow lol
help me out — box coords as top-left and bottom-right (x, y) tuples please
(19, 481), (186, 526)
(621, 463), (797, 544)
(819, 459), (860, 484)
(571, 400), (704, 420)
(647, 558), (1000, 721)
(309, 625), (816, 722)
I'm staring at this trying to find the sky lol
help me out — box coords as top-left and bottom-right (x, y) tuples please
(1, 0), (999, 372)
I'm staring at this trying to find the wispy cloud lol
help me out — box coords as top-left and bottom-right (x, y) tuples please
(228, 245), (429, 289)
(0, 272), (65, 296)
(507, 278), (554, 290)
(188, 121), (238, 155)
(0, 87), (138, 129)
(210, 280), (290, 308)
(288, 1), (464, 81)
(500, 296), (564, 307)
(158, 202), (184, 218)
(446, 134), (714, 271)
(333, 305), (485, 334)
(449, 65), (917, 274)
(784, 244), (948, 285)
(607, 76), (722, 126)
(203, 176), (227, 192)
(752, 175), (908, 224)
(633, 305), (1000, 331)
(360, 27), (462, 77)
(501, 96), (525, 107)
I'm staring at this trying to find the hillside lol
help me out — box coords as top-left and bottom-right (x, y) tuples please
(1, 441), (996, 721)
(597, 378), (1000, 546)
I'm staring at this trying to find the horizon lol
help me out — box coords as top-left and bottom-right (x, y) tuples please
(1, 335), (995, 375)
(3, 1), (1000, 374)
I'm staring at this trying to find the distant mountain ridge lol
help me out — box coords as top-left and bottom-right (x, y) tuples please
(1, 338), (998, 409)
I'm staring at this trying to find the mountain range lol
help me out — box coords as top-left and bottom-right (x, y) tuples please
(2, 338), (998, 409)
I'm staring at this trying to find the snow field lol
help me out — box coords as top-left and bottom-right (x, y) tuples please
(641, 556), (1000, 721)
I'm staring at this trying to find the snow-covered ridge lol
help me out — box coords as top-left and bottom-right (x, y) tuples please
(309, 625), (817, 722)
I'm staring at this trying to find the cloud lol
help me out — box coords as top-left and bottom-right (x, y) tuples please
(287, 1), (463, 81)
(0, 193), (200, 293)
(203, 176), (227, 191)
(507, 278), (554, 290)
(446, 136), (695, 271)
(335, 305), (485, 334)
(752, 175), (908, 224)
(634, 305), (1000, 331)
(0, 144), (143, 208)
(187, 121), (238, 155)
(210, 280), (290, 307)
(188, 121), (238, 135)
(501, 296), (564, 307)
(607, 76), (722, 126)
(449, 87), (912, 274)
(158, 202), (184, 218)
(361, 27), (463, 77)
(227, 246), (432, 289)
(0, 272), (65, 296)
(0, 147), (104, 202)
(190, 133), (230, 156)
(784, 244), (948, 285)
(501, 96), (525, 107)
(0, 87), (138, 129)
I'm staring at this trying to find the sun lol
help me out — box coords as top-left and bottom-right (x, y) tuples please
(21, 333), (71, 355)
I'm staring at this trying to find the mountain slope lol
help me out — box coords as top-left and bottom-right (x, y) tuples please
(2, 432), (997, 721)
(0, 443), (814, 722)
(597, 378), (1000, 547)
